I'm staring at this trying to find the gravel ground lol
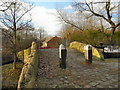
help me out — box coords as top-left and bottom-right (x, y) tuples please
(34, 48), (118, 88)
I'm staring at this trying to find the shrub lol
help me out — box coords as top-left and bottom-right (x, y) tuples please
(70, 29), (118, 46)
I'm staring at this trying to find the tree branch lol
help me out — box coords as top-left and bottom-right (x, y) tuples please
(0, 2), (13, 12)
(2, 29), (13, 38)
(115, 22), (120, 28)
(16, 19), (32, 31)
(0, 18), (14, 30)
(16, 7), (33, 24)
(110, 3), (120, 11)
(57, 10), (83, 31)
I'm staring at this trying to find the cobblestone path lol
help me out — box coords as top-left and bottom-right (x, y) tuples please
(35, 48), (118, 88)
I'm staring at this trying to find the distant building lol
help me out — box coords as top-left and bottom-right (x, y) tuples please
(42, 36), (62, 48)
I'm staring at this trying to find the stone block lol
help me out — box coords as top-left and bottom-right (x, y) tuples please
(17, 41), (38, 88)
(17, 50), (24, 62)
(70, 41), (104, 60)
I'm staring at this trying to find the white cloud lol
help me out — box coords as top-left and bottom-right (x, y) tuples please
(64, 5), (73, 10)
(28, 6), (62, 36)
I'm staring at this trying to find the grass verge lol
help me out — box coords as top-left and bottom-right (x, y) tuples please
(2, 62), (23, 88)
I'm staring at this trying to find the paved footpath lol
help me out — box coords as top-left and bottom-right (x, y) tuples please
(34, 48), (118, 88)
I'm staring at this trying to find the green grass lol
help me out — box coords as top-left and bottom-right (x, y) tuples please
(2, 62), (23, 88)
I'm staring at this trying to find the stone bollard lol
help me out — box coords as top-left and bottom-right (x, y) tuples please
(59, 44), (67, 69)
(31, 42), (36, 53)
(84, 45), (92, 64)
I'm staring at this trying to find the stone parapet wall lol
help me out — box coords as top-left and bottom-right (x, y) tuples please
(17, 41), (38, 88)
(70, 41), (104, 60)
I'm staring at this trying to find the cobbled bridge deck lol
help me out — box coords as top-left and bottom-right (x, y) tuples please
(34, 48), (118, 88)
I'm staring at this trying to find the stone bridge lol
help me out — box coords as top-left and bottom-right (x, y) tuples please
(34, 48), (118, 88)
(17, 41), (118, 88)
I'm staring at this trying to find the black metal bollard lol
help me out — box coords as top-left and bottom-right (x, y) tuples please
(84, 45), (92, 64)
(88, 48), (92, 63)
(59, 44), (67, 69)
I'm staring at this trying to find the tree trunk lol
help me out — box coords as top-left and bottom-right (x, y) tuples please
(100, 19), (104, 32)
(13, 2), (17, 70)
(13, 30), (17, 70)
(109, 27), (116, 44)
(26, 29), (27, 38)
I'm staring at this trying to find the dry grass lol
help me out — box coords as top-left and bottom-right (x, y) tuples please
(2, 62), (23, 88)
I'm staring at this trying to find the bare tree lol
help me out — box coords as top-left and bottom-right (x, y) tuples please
(38, 28), (45, 40)
(99, 19), (104, 32)
(73, 0), (120, 42)
(17, 23), (34, 51)
(0, 2), (13, 12)
(0, 1), (33, 69)
(23, 23), (34, 38)
(57, 10), (83, 31)
(38, 28), (47, 47)
(57, 0), (120, 43)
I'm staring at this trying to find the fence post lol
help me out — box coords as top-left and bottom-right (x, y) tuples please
(59, 44), (67, 69)
(84, 45), (92, 64)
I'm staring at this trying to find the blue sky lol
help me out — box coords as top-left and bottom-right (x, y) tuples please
(22, 0), (75, 13)
(33, 2), (71, 9)
(22, 0), (72, 9)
